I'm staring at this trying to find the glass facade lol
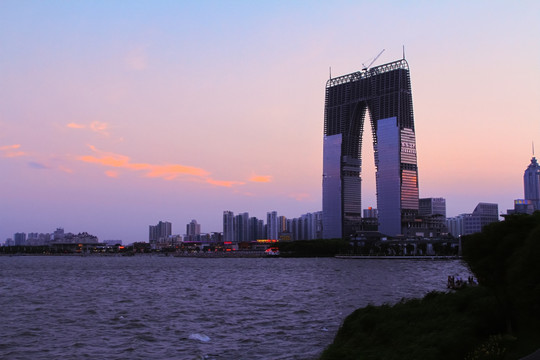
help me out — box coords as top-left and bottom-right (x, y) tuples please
(322, 134), (343, 239)
(322, 59), (419, 238)
(524, 157), (540, 211)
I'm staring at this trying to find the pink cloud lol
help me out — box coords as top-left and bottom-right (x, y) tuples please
(206, 178), (246, 187)
(66, 121), (110, 136)
(78, 145), (243, 187)
(146, 164), (209, 180)
(0, 144), (25, 157)
(249, 175), (272, 183)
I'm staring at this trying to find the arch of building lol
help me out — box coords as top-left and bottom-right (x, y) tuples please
(322, 59), (419, 239)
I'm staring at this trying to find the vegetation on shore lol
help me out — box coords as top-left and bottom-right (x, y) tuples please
(320, 213), (540, 359)
(274, 238), (351, 257)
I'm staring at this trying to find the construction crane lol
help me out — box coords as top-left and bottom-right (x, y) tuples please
(362, 49), (385, 71)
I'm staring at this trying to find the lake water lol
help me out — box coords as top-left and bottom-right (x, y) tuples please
(0, 256), (471, 359)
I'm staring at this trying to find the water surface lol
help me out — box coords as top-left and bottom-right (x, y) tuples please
(0, 256), (471, 359)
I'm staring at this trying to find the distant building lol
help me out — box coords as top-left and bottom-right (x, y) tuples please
(223, 211), (234, 243)
(267, 211), (278, 240)
(507, 199), (535, 215)
(234, 213), (249, 242)
(419, 198), (446, 218)
(149, 221), (172, 248)
(446, 202), (499, 237)
(524, 155), (540, 211)
(363, 207), (378, 219)
(186, 219), (201, 241)
(53, 228), (65, 241)
(14, 232), (26, 246)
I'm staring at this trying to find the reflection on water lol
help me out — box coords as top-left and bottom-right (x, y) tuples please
(0, 256), (471, 359)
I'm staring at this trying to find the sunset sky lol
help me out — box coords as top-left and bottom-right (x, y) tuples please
(1, 1), (539, 243)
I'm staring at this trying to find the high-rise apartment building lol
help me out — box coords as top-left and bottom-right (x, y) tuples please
(223, 211), (234, 243)
(186, 219), (201, 241)
(149, 221), (172, 247)
(234, 212), (249, 242)
(323, 59), (419, 238)
(524, 156), (540, 211)
(14, 232), (26, 246)
(267, 211), (278, 240)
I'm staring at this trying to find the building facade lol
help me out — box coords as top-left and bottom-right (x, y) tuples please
(446, 202), (499, 237)
(323, 59), (419, 239)
(223, 211), (234, 243)
(524, 156), (540, 211)
(185, 219), (201, 242)
(267, 211), (278, 240)
(149, 221), (172, 248)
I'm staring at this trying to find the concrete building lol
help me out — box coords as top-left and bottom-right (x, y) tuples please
(267, 211), (278, 240)
(14, 232), (26, 246)
(149, 221), (172, 248)
(223, 211), (234, 243)
(446, 202), (499, 237)
(234, 213), (249, 242)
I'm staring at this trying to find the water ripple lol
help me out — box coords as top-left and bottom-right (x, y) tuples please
(0, 256), (470, 359)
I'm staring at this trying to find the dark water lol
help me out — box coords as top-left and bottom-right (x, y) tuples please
(0, 256), (470, 359)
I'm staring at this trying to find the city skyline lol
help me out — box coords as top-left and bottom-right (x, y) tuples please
(1, 1), (539, 243)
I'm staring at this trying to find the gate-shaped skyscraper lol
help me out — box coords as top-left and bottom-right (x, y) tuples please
(322, 59), (419, 238)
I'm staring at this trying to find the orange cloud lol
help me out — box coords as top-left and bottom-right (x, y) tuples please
(146, 164), (209, 180)
(0, 144), (25, 157)
(66, 121), (110, 136)
(249, 175), (272, 183)
(78, 145), (241, 187)
(206, 178), (246, 187)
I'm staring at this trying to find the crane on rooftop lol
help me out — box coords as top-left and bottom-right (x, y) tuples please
(362, 49), (385, 71)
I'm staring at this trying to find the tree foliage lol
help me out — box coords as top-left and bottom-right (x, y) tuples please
(462, 212), (540, 333)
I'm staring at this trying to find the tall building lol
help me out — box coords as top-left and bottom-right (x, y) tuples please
(14, 232), (26, 246)
(149, 221), (172, 247)
(524, 156), (540, 211)
(323, 59), (419, 239)
(186, 219), (201, 241)
(267, 211), (278, 240)
(234, 212), (249, 242)
(223, 211), (234, 243)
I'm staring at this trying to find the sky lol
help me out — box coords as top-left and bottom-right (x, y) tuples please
(1, 1), (539, 244)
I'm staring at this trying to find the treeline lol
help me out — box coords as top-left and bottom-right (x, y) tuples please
(275, 239), (351, 257)
(320, 212), (540, 360)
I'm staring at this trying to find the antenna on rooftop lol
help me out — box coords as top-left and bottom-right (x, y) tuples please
(329, 66), (332, 79)
(403, 45), (406, 60)
(533, 141), (535, 156)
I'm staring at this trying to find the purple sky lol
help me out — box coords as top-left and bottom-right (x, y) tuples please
(1, 1), (539, 243)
